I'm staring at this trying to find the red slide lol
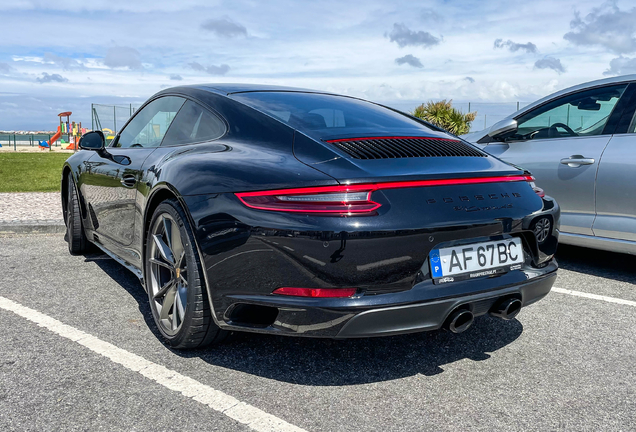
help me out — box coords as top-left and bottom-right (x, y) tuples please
(48, 126), (61, 146)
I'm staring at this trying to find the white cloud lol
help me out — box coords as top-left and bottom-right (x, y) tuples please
(564, 2), (636, 54)
(200, 17), (247, 38)
(386, 23), (441, 48)
(603, 56), (636, 75)
(395, 54), (423, 68)
(188, 61), (230, 75)
(493, 39), (538, 53)
(534, 57), (566, 74)
(36, 73), (69, 83)
(103, 46), (142, 69)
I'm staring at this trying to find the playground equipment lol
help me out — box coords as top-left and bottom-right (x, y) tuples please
(41, 111), (88, 151)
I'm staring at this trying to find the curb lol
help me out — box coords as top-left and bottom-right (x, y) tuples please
(0, 221), (66, 234)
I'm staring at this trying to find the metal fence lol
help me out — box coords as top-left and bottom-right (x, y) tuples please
(91, 103), (140, 135)
(0, 133), (58, 150)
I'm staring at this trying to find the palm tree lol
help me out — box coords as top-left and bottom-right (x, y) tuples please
(412, 100), (477, 135)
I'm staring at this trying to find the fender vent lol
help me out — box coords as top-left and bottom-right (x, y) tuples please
(325, 136), (486, 160)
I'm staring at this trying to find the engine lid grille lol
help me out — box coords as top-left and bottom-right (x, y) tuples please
(325, 136), (486, 160)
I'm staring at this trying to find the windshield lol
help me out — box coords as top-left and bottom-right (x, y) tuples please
(230, 92), (436, 140)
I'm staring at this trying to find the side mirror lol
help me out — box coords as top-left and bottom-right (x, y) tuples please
(488, 118), (518, 141)
(79, 131), (105, 151)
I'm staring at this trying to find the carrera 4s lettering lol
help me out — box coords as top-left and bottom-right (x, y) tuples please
(426, 192), (522, 205)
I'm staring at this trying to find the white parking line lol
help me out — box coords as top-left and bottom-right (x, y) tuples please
(0, 296), (306, 432)
(303, 255), (326, 266)
(552, 287), (636, 307)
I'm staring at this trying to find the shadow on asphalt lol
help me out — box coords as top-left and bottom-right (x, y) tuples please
(87, 252), (524, 386)
(556, 244), (636, 284)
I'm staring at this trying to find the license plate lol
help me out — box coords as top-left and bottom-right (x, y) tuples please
(430, 238), (523, 281)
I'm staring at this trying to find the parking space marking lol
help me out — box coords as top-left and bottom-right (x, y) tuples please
(552, 287), (636, 307)
(0, 295), (307, 432)
(303, 255), (326, 266)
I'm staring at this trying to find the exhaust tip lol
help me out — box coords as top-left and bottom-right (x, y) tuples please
(490, 298), (522, 320)
(446, 309), (474, 334)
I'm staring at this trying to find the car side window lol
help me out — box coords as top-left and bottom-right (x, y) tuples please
(113, 96), (185, 148)
(512, 84), (628, 141)
(161, 100), (226, 146)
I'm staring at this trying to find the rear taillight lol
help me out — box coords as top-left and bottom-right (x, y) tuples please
(524, 175), (545, 198)
(272, 287), (358, 298)
(235, 185), (379, 214)
(235, 175), (529, 215)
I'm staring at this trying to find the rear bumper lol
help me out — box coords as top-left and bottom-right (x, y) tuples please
(218, 263), (557, 338)
(336, 268), (555, 337)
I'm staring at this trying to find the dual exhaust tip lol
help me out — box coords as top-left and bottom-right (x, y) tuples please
(445, 298), (522, 334)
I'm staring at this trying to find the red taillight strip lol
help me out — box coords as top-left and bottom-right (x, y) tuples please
(325, 136), (459, 143)
(273, 287), (357, 298)
(235, 175), (529, 213)
(237, 175), (528, 198)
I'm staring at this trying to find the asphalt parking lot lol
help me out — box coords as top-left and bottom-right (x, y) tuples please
(0, 233), (635, 431)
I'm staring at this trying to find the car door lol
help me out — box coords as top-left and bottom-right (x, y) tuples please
(82, 96), (185, 248)
(593, 89), (636, 241)
(482, 83), (629, 236)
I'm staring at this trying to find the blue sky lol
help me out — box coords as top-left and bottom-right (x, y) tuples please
(1, 0), (635, 130)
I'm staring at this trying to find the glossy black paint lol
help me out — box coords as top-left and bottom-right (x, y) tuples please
(62, 84), (560, 338)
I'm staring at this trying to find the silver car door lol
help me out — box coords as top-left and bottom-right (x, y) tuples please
(593, 129), (636, 241)
(482, 83), (629, 236)
(484, 137), (608, 236)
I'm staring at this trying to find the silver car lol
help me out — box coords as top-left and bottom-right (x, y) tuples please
(463, 74), (636, 255)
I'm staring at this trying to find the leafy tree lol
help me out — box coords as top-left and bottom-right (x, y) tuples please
(412, 100), (477, 135)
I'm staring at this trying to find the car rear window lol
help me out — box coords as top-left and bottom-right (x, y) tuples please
(229, 91), (436, 139)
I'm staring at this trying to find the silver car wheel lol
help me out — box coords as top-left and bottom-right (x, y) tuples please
(149, 214), (188, 336)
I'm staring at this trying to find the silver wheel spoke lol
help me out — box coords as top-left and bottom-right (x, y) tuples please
(154, 279), (176, 299)
(149, 257), (172, 270)
(152, 234), (174, 264)
(162, 216), (173, 250)
(160, 284), (177, 320)
(175, 288), (186, 326)
(171, 228), (184, 268)
(177, 251), (186, 269)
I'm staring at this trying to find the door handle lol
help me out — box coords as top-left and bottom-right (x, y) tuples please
(560, 155), (595, 168)
(121, 174), (137, 188)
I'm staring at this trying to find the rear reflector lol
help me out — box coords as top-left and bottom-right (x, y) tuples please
(235, 175), (528, 214)
(524, 175), (546, 198)
(272, 287), (357, 298)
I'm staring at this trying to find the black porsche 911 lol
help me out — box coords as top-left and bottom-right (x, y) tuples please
(62, 84), (559, 349)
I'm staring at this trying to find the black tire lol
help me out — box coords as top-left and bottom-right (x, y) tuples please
(145, 199), (227, 349)
(66, 175), (88, 255)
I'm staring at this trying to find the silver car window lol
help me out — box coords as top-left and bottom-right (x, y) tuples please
(513, 84), (627, 141)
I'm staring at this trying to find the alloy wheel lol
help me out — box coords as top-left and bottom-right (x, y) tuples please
(149, 214), (188, 335)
